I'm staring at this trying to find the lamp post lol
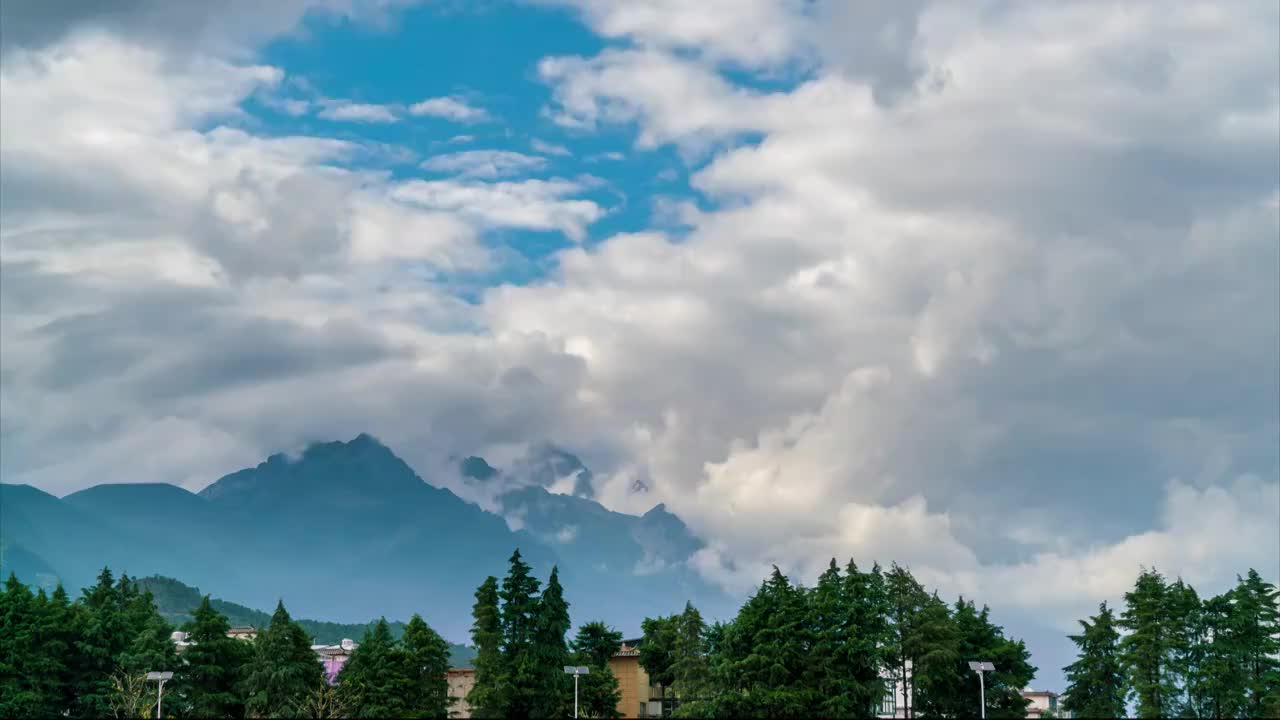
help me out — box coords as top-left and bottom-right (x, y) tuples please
(563, 666), (590, 719)
(145, 671), (173, 719)
(967, 662), (995, 719)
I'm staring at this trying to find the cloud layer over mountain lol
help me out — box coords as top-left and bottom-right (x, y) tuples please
(1, 1), (1276, 685)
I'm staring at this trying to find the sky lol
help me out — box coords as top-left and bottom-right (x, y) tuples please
(1, 0), (1278, 691)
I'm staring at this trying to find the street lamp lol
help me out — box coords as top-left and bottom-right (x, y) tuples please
(563, 666), (590, 719)
(145, 671), (173, 719)
(967, 662), (995, 719)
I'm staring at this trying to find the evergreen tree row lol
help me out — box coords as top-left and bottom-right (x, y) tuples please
(1062, 567), (1280, 719)
(0, 567), (452, 719)
(467, 550), (623, 719)
(636, 561), (1034, 719)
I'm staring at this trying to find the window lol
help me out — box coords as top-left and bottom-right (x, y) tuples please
(1049, 696), (1058, 712)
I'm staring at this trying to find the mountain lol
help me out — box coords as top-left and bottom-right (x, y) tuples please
(0, 434), (734, 641)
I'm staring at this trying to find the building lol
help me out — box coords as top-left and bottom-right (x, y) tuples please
(311, 638), (358, 685)
(607, 642), (913, 719)
(1022, 688), (1068, 718)
(446, 668), (475, 718)
(226, 626), (258, 641)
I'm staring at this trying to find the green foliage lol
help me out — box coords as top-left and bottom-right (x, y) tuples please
(497, 550), (544, 720)
(1062, 601), (1127, 719)
(240, 600), (324, 718)
(181, 595), (252, 719)
(573, 622), (623, 718)
(336, 618), (411, 718)
(1119, 567), (1178, 719)
(401, 613), (453, 718)
(1233, 569), (1280, 718)
(468, 576), (505, 719)
(639, 614), (678, 697)
(532, 566), (572, 719)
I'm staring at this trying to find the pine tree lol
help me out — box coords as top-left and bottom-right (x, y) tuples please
(498, 550), (542, 720)
(1196, 592), (1247, 719)
(467, 576), (506, 719)
(807, 560), (855, 717)
(400, 613), (452, 718)
(1120, 568), (1177, 719)
(181, 595), (251, 719)
(1232, 569), (1280, 717)
(1062, 602), (1127, 719)
(0, 573), (43, 717)
(241, 600), (324, 718)
(843, 561), (893, 718)
(531, 567), (572, 719)
(907, 592), (962, 719)
(671, 601), (711, 706)
(336, 618), (411, 718)
(573, 622), (623, 718)
(714, 567), (814, 716)
(946, 599), (1034, 718)
(71, 567), (133, 717)
(1164, 578), (1204, 716)
(31, 584), (79, 716)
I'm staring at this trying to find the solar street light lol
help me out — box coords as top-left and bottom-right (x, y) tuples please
(967, 662), (995, 718)
(145, 671), (173, 719)
(564, 666), (590, 718)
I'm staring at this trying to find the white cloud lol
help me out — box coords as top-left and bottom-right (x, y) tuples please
(531, 138), (572, 156)
(420, 149), (548, 179)
(317, 100), (399, 123)
(391, 178), (605, 241)
(409, 95), (490, 123)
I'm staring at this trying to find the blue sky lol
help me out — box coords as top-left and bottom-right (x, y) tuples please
(1, 0), (1278, 694)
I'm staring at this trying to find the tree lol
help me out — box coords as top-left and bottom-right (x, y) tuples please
(1232, 569), (1280, 718)
(1120, 568), (1177, 719)
(1195, 592), (1247, 719)
(72, 567), (133, 717)
(467, 576), (505, 719)
(843, 561), (893, 718)
(108, 669), (154, 719)
(336, 618), (411, 718)
(639, 614), (677, 702)
(498, 550), (542, 720)
(1164, 578), (1204, 716)
(671, 602), (711, 705)
(1062, 602), (1127, 719)
(241, 600), (324, 718)
(573, 622), (623, 718)
(806, 561), (855, 717)
(181, 595), (251, 719)
(531, 567), (572, 719)
(401, 613), (452, 718)
(906, 592), (962, 719)
(944, 599), (1034, 718)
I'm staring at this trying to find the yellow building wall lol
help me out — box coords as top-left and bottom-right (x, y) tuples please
(608, 655), (651, 718)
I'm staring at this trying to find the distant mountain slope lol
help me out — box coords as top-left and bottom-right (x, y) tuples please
(135, 575), (477, 668)
(1, 434), (736, 641)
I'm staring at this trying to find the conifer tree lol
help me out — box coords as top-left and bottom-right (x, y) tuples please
(241, 600), (324, 718)
(844, 561), (893, 718)
(572, 621), (623, 718)
(467, 576), (505, 719)
(532, 566), (572, 719)
(1164, 578), (1205, 716)
(1062, 602), (1127, 719)
(1195, 592), (1247, 719)
(1232, 569), (1280, 717)
(336, 618), (411, 718)
(181, 595), (251, 719)
(671, 601), (711, 706)
(498, 550), (542, 720)
(1120, 567), (1177, 719)
(0, 573), (42, 716)
(884, 564), (932, 718)
(401, 613), (452, 718)
(945, 598), (1034, 718)
(906, 592), (962, 718)
(72, 567), (132, 717)
(806, 560), (850, 716)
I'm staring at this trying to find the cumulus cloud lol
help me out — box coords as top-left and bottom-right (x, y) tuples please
(409, 95), (490, 123)
(2, 2), (1277, 688)
(421, 150), (548, 179)
(317, 100), (399, 123)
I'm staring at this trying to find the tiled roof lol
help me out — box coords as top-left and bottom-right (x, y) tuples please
(613, 644), (641, 657)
